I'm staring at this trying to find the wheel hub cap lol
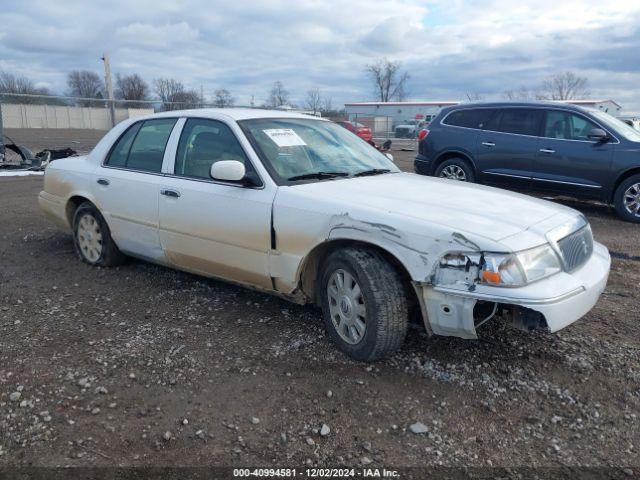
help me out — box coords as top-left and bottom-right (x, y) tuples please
(327, 269), (366, 345)
(440, 165), (467, 181)
(623, 183), (640, 217)
(77, 213), (103, 262)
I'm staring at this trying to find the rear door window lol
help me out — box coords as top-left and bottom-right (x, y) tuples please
(543, 110), (599, 141)
(495, 109), (542, 136)
(443, 109), (496, 129)
(106, 118), (177, 172)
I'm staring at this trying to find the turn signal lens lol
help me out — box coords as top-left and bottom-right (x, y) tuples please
(482, 270), (501, 284)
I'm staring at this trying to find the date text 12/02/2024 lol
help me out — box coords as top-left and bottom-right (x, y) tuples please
(232, 468), (401, 478)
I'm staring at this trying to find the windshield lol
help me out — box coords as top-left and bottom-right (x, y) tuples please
(239, 118), (399, 183)
(590, 110), (640, 142)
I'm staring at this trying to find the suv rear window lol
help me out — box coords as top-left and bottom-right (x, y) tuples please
(443, 109), (496, 129)
(494, 109), (542, 136)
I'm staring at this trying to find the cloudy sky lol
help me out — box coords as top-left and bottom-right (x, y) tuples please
(1, 0), (639, 110)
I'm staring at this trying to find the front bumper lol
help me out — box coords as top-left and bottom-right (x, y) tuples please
(419, 241), (611, 338)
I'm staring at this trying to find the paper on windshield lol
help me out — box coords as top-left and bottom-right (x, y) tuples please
(263, 129), (307, 147)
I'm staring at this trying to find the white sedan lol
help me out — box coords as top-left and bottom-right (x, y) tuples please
(39, 109), (611, 361)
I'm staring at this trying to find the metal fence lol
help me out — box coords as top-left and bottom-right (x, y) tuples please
(348, 113), (419, 151)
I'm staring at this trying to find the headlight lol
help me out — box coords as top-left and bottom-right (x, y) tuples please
(482, 244), (561, 286)
(437, 244), (562, 288)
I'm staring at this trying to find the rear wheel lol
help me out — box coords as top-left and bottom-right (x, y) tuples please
(72, 202), (126, 266)
(319, 248), (408, 362)
(614, 174), (640, 223)
(435, 158), (475, 182)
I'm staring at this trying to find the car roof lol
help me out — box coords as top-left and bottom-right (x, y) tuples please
(136, 108), (327, 122)
(443, 101), (593, 114)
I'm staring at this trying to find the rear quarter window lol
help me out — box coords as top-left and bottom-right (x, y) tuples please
(443, 109), (497, 129)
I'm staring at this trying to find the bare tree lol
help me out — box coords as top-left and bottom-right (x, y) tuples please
(213, 88), (234, 108)
(268, 81), (289, 108)
(67, 70), (104, 106)
(321, 96), (333, 115)
(502, 86), (536, 101)
(175, 89), (202, 109)
(305, 88), (322, 114)
(115, 73), (149, 106)
(538, 71), (589, 100)
(466, 91), (484, 101)
(365, 58), (410, 102)
(154, 78), (200, 110)
(0, 70), (53, 104)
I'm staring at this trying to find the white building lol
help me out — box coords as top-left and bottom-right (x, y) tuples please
(344, 101), (459, 128)
(561, 99), (622, 115)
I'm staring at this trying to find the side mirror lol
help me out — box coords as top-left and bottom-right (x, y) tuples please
(210, 160), (245, 182)
(588, 128), (609, 142)
(385, 153), (394, 161)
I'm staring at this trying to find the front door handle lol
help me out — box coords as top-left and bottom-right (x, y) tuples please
(97, 178), (110, 186)
(160, 189), (181, 198)
(539, 148), (556, 154)
(481, 141), (495, 147)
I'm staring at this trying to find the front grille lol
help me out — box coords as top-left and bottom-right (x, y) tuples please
(557, 226), (593, 272)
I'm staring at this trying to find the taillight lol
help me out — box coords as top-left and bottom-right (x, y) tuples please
(418, 129), (429, 141)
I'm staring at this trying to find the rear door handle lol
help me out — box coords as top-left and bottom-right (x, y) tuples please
(539, 148), (556, 154)
(96, 178), (110, 186)
(160, 189), (181, 198)
(481, 142), (495, 147)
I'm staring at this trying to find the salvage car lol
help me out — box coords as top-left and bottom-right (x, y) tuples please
(415, 102), (640, 222)
(336, 120), (373, 142)
(39, 109), (611, 361)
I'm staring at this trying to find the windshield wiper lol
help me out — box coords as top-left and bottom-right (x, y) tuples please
(288, 171), (350, 181)
(353, 168), (392, 177)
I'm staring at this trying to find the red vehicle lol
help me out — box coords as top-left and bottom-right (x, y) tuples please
(336, 120), (373, 142)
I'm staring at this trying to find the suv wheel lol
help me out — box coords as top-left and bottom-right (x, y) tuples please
(435, 158), (475, 182)
(614, 174), (640, 223)
(73, 202), (126, 266)
(319, 248), (408, 362)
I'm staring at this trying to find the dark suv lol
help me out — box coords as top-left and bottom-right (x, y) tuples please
(415, 102), (640, 222)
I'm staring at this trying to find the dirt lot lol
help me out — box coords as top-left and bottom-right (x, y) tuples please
(0, 129), (639, 476)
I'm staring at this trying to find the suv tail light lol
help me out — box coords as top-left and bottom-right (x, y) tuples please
(418, 129), (429, 141)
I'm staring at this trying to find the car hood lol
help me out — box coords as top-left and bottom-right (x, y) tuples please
(290, 172), (578, 243)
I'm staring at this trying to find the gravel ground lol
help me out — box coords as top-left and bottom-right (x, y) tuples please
(0, 129), (639, 476)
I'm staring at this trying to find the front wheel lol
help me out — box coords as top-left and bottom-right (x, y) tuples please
(614, 175), (640, 223)
(319, 248), (409, 362)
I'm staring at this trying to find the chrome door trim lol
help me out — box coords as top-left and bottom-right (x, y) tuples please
(532, 177), (602, 188)
(484, 171), (531, 180)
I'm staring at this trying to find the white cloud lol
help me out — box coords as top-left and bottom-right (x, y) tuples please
(0, 0), (638, 110)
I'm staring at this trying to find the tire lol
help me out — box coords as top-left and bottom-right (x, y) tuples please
(614, 174), (640, 223)
(72, 201), (126, 266)
(435, 158), (475, 182)
(319, 248), (409, 362)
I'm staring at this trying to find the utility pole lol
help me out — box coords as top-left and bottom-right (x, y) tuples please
(102, 53), (116, 127)
(0, 98), (5, 162)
